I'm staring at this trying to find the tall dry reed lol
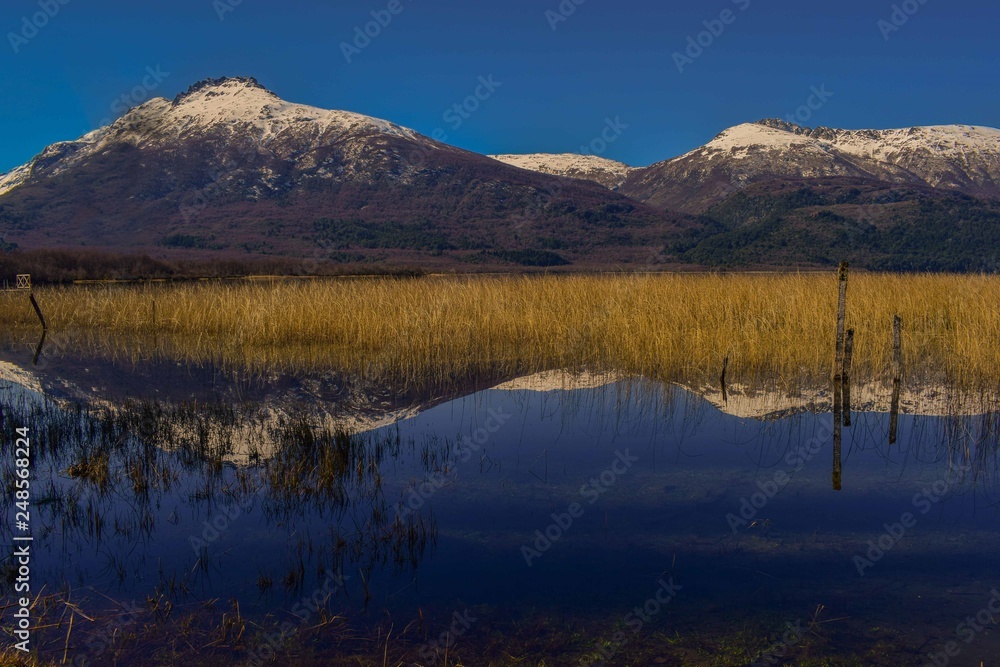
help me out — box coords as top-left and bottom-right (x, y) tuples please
(2, 273), (998, 390)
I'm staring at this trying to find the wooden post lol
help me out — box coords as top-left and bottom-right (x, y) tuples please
(720, 353), (729, 404)
(834, 262), (849, 374)
(833, 373), (843, 491)
(832, 262), (848, 491)
(889, 315), (902, 445)
(29, 293), (47, 331)
(31, 330), (46, 366)
(833, 432), (842, 492)
(843, 329), (854, 427)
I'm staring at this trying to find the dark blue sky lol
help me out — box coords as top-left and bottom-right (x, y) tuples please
(2, 0), (998, 173)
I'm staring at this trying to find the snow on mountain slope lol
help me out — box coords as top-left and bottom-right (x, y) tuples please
(780, 121), (1000, 193)
(163, 77), (424, 143)
(0, 75), (693, 266)
(490, 153), (634, 189)
(686, 122), (820, 155)
(4, 78), (999, 223)
(0, 77), (434, 197)
(0, 162), (32, 196)
(622, 119), (1000, 213)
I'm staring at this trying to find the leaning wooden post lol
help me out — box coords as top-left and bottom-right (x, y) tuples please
(889, 315), (902, 445)
(29, 293), (47, 331)
(31, 330), (46, 366)
(832, 262), (848, 491)
(843, 329), (854, 427)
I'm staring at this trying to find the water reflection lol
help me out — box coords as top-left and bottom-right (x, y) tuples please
(3, 364), (1000, 663)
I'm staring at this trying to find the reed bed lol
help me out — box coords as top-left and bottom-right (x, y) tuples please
(2, 273), (1000, 390)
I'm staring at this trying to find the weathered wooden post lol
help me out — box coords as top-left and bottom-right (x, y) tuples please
(832, 262), (848, 491)
(843, 329), (854, 427)
(31, 330), (46, 366)
(833, 437), (843, 491)
(28, 293), (46, 331)
(889, 315), (902, 445)
(834, 262), (848, 373)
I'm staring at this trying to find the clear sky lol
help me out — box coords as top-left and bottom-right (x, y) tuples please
(1, 0), (998, 173)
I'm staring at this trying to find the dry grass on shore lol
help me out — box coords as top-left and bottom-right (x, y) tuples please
(1, 272), (998, 390)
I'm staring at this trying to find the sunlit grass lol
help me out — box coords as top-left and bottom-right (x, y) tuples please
(2, 273), (999, 391)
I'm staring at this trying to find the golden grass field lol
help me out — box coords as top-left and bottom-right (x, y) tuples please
(1, 272), (999, 390)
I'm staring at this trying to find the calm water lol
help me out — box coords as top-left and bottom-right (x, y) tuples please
(3, 357), (1000, 665)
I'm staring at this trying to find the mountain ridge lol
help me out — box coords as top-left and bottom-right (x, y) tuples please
(2, 76), (1000, 273)
(489, 154), (634, 189)
(619, 119), (1000, 213)
(0, 76), (697, 270)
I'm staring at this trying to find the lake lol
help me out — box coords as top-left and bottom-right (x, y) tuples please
(3, 345), (1000, 666)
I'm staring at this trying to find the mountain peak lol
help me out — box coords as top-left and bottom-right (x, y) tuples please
(754, 118), (807, 133)
(173, 76), (273, 105)
(0, 75), (431, 197)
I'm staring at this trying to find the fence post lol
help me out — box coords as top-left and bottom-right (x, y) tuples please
(832, 262), (848, 490)
(889, 315), (902, 445)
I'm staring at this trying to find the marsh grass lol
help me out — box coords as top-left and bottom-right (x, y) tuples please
(3, 273), (1000, 393)
(0, 391), (444, 665)
(0, 392), (438, 608)
(65, 452), (110, 490)
(0, 591), (920, 667)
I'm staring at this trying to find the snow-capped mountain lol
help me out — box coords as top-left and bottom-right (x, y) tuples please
(490, 154), (634, 189)
(0, 77), (691, 267)
(621, 119), (1000, 213)
(3, 78), (1000, 272)
(0, 76), (434, 198)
